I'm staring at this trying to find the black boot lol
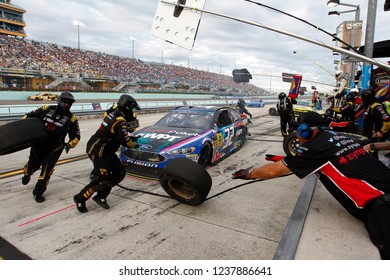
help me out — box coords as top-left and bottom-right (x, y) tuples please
(33, 194), (45, 203)
(92, 196), (110, 209)
(22, 175), (31, 185)
(73, 195), (88, 213)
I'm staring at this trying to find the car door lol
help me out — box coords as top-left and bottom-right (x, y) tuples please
(214, 109), (236, 154)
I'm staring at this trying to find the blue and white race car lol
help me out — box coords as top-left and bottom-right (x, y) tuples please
(120, 106), (249, 180)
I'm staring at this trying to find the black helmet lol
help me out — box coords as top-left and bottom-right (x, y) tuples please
(57, 91), (75, 111)
(117, 94), (141, 120)
(278, 92), (287, 100)
(360, 88), (376, 105)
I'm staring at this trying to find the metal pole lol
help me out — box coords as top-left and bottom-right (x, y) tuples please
(159, 1), (390, 72)
(348, 8), (360, 89)
(361, 0), (377, 89)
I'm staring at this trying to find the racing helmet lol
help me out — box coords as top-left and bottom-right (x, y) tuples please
(349, 88), (359, 97)
(57, 91), (75, 111)
(335, 70), (343, 78)
(360, 88), (376, 105)
(117, 94), (141, 121)
(278, 92), (287, 100)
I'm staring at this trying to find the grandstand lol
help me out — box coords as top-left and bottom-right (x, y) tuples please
(0, 34), (267, 95)
(0, 1), (267, 95)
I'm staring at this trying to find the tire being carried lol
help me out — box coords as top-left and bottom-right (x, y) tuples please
(0, 117), (47, 156)
(159, 158), (212, 206)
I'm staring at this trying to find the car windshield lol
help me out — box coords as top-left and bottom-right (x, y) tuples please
(155, 111), (213, 130)
(296, 100), (310, 106)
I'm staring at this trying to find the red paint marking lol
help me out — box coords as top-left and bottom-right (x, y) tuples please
(18, 203), (76, 227)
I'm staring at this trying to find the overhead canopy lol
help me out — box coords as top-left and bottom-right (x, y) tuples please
(358, 39), (390, 58)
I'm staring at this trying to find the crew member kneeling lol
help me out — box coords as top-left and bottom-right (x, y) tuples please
(233, 112), (390, 260)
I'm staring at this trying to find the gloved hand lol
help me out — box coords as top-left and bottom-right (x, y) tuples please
(130, 135), (141, 142)
(265, 154), (284, 162)
(64, 143), (71, 154)
(127, 135), (140, 149)
(232, 168), (253, 180)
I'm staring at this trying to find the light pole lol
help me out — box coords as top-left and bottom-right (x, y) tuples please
(219, 62), (223, 75)
(73, 20), (85, 50)
(327, 1), (360, 88)
(361, 0), (377, 89)
(130, 36), (137, 59)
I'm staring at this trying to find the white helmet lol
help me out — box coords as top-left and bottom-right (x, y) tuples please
(335, 70), (343, 77)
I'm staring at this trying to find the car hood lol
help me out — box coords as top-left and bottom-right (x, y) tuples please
(133, 125), (210, 152)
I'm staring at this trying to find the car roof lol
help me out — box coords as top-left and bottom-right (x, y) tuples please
(173, 105), (231, 113)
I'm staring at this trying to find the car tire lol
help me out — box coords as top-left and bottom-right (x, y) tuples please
(198, 142), (212, 167)
(269, 107), (277, 116)
(0, 118), (47, 155)
(283, 131), (300, 156)
(159, 158), (212, 206)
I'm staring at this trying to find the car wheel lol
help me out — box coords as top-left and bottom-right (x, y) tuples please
(198, 142), (212, 167)
(269, 107), (277, 116)
(159, 158), (212, 206)
(283, 131), (300, 156)
(0, 118), (48, 155)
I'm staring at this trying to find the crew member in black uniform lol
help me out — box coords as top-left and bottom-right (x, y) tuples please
(232, 112), (390, 259)
(236, 98), (252, 118)
(332, 91), (356, 122)
(73, 94), (140, 213)
(276, 92), (295, 137)
(22, 91), (80, 203)
(360, 88), (390, 142)
(89, 103), (140, 181)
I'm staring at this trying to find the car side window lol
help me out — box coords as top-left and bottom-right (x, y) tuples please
(229, 108), (241, 122)
(216, 110), (232, 128)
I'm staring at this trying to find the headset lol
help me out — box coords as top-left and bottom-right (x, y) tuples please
(296, 122), (313, 139)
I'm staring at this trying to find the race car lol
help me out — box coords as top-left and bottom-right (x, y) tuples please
(247, 99), (265, 108)
(268, 99), (322, 116)
(27, 92), (58, 101)
(120, 105), (249, 180)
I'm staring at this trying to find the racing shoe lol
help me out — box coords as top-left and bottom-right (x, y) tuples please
(22, 175), (30, 185)
(73, 195), (88, 213)
(92, 196), (110, 209)
(33, 194), (45, 203)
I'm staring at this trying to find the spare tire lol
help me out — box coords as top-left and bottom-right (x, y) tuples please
(283, 131), (300, 156)
(0, 118), (47, 156)
(159, 158), (212, 206)
(269, 107), (278, 116)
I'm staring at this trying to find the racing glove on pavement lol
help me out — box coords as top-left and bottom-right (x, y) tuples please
(265, 154), (284, 162)
(232, 168), (254, 180)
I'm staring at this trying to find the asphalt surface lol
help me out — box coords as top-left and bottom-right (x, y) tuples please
(0, 107), (381, 260)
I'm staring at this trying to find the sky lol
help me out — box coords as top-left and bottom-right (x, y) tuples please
(9, 0), (390, 94)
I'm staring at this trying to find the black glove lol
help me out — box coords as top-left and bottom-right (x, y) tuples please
(130, 135), (140, 142)
(64, 143), (71, 154)
(232, 168), (253, 180)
